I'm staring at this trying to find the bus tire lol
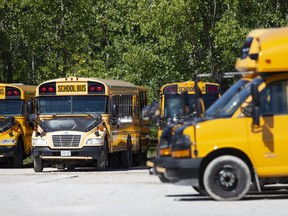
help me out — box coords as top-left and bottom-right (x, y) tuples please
(33, 156), (43, 172)
(158, 173), (171, 183)
(203, 155), (251, 201)
(97, 139), (108, 171)
(12, 139), (24, 168)
(192, 186), (207, 196)
(109, 152), (120, 169)
(120, 136), (132, 169)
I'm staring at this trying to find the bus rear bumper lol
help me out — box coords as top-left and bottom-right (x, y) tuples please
(32, 146), (104, 160)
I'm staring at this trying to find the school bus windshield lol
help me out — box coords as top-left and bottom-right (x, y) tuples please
(0, 100), (24, 116)
(164, 93), (219, 119)
(206, 78), (263, 118)
(38, 96), (108, 114)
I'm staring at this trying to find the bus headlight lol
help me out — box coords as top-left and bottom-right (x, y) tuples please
(171, 135), (191, 158)
(32, 138), (47, 146)
(86, 138), (104, 146)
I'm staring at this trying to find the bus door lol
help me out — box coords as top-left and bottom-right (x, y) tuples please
(247, 78), (288, 176)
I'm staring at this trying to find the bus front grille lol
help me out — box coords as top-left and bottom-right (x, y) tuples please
(52, 135), (81, 147)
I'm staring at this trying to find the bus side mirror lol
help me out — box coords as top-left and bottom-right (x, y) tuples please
(141, 105), (150, 121)
(141, 102), (160, 122)
(112, 104), (119, 118)
(29, 113), (38, 122)
(27, 101), (33, 114)
(251, 84), (260, 126)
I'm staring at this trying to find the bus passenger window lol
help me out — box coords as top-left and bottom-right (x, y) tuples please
(260, 80), (288, 115)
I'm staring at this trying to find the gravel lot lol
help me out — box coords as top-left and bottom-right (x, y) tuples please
(0, 166), (288, 216)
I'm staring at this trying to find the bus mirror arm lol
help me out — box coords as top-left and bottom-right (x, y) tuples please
(241, 103), (252, 117)
(251, 84), (260, 126)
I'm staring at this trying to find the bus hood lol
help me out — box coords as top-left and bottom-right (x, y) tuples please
(173, 116), (214, 137)
(38, 116), (102, 132)
(0, 117), (16, 133)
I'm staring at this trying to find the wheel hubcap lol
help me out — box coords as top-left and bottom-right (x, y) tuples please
(217, 166), (238, 191)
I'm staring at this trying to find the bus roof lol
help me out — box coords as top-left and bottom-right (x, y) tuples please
(160, 81), (219, 94)
(161, 81), (218, 90)
(235, 27), (288, 73)
(0, 83), (36, 94)
(40, 77), (140, 89)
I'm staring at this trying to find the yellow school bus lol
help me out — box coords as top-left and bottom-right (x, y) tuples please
(145, 80), (220, 182)
(31, 77), (149, 172)
(161, 27), (288, 200)
(0, 83), (36, 167)
(158, 80), (219, 138)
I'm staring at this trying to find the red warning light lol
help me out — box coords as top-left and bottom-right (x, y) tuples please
(41, 87), (47, 93)
(89, 86), (96, 92)
(48, 86), (54, 92)
(207, 85), (218, 93)
(13, 90), (19, 96)
(97, 86), (103, 92)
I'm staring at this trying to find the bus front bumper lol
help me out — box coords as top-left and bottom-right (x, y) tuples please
(163, 157), (202, 186)
(32, 146), (104, 160)
(148, 156), (170, 176)
(0, 146), (17, 158)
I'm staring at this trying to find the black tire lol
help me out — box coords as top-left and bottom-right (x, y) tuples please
(56, 164), (66, 170)
(66, 164), (75, 170)
(109, 152), (120, 169)
(203, 155), (251, 201)
(33, 156), (43, 172)
(132, 139), (145, 166)
(120, 136), (132, 169)
(158, 173), (171, 183)
(192, 186), (208, 196)
(97, 139), (108, 171)
(12, 139), (24, 168)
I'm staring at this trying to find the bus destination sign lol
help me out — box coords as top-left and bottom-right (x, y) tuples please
(56, 83), (87, 95)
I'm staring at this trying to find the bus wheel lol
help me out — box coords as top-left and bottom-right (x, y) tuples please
(203, 155), (251, 201)
(97, 139), (108, 171)
(109, 152), (120, 169)
(12, 139), (24, 168)
(120, 136), (132, 169)
(33, 157), (43, 172)
(158, 173), (171, 183)
(192, 186), (207, 196)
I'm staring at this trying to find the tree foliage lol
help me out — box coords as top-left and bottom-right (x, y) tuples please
(0, 0), (287, 101)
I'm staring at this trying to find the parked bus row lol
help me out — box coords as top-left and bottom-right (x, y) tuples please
(148, 27), (288, 201)
(0, 78), (150, 172)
